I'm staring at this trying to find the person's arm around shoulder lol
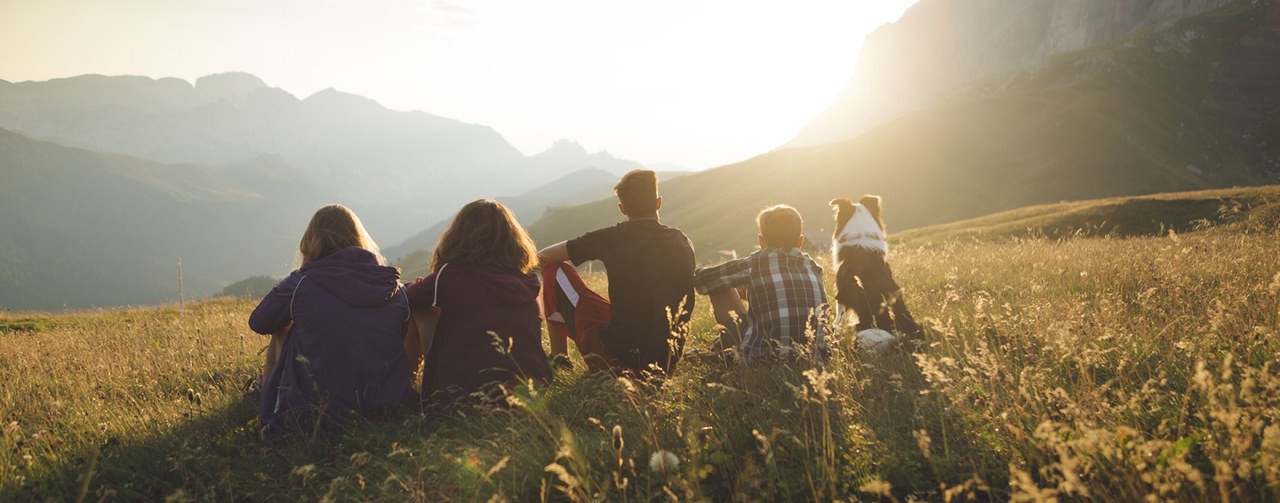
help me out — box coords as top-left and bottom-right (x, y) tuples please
(694, 257), (752, 350)
(535, 241), (572, 358)
(543, 224), (616, 268)
(693, 257), (751, 296)
(402, 275), (443, 374)
(537, 241), (570, 268)
(404, 309), (439, 375)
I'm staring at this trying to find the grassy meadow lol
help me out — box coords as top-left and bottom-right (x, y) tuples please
(3, 188), (1280, 501)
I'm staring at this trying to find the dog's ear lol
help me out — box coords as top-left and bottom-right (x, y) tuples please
(859, 194), (884, 232)
(830, 197), (854, 238)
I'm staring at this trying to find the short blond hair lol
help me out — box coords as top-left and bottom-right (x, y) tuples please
(614, 169), (659, 218)
(297, 204), (383, 266)
(757, 205), (803, 248)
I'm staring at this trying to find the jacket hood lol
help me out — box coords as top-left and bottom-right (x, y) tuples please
(435, 263), (540, 308)
(300, 247), (402, 307)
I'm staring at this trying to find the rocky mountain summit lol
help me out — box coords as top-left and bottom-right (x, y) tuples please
(789, 0), (1245, 148)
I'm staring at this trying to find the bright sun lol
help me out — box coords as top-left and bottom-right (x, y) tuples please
(0, 0), (918, 168)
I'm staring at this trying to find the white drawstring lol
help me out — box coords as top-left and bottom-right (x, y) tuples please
(432, 263), (448, 307)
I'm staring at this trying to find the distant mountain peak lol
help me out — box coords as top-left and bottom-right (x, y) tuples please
(195, 72), (266, 90)
(787, 0), (1242, 149)
(302, 87), (384, 111)
(537, 139), (589, 158)
(195, 72), (269, 108)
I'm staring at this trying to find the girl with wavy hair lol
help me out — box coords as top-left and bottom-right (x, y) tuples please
(404, 199), (551, 412)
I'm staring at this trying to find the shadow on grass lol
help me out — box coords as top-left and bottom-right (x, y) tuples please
(7, 345), (1014, 501)
(3, 395), (261, 501)
(5, 385), (433, 501)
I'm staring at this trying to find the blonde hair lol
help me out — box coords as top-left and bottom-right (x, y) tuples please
(757, 204), (804, 248)
(614, 169), (659, 218)
(431, 199), (539, 274)
(296, 204), (383, 267)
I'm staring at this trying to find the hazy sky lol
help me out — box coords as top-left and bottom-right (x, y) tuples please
(1, 0), (917, 169)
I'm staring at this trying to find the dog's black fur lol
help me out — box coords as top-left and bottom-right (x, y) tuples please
(829, 195), (921, 339)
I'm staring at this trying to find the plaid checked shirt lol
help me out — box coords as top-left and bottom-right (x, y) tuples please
(694, 247), (829, 358)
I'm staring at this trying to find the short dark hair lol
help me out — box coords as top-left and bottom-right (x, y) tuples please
(614, 169), (658, 218)
(757, 205), (803, 248)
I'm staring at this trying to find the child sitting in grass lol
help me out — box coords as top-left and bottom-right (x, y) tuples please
(404, 199), (551, 413)
(249, 204), (412, 434)
(693, 205), (830, 361)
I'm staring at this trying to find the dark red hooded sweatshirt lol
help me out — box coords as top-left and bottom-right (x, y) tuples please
(406, 262), (551, 410)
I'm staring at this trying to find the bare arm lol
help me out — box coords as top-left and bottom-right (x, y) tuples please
(538, 241), (572, 359)
(537, 241), (570, 357)
(548, 326), (569, 358)
(403, 309), (440, 375)
(536, 241), (570, 267)
(403, 317), (422, 373)
(707, 289), (747, 350)
(263, 323), (291, 380)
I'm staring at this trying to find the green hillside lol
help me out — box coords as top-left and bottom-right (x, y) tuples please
(0, 129), (315, 310)
(384, 168), (620, 266)
(893, 185), (1280, 244)
(4, 186), (1278, 500)
(527, 1), (1280, 261)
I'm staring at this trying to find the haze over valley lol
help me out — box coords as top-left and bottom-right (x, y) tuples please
(0, 76), (662, 309)
(2, 0), (1278, 310)
(9, 3), (1280, 502)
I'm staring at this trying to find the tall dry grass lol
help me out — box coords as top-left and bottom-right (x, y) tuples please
(1, 225), (1278, 501)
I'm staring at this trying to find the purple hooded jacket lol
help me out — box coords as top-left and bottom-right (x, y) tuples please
(249, 247), (412, 431)
(406, 263), (551, 410)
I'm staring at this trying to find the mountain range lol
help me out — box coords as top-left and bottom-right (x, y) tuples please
(0, 75), (666, 309)
(3, 0), (1277, 310)
(528, 0), (1280, 259)
(0, 128), (310, 308)
(788, 0), (1245, 148)
(0, 73), (654, 245)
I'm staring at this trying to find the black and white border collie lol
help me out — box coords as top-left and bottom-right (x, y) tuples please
(830, 195), (922, 339)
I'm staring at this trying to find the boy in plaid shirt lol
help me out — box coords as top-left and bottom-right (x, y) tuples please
(694, 205), (830, 361)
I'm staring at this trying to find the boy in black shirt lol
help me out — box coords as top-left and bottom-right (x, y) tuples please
(538, 169), (695, 377)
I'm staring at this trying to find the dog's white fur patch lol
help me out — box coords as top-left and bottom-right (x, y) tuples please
(833, 203), (888, 260)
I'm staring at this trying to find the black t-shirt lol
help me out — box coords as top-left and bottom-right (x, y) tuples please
(567, 219), (695, 373)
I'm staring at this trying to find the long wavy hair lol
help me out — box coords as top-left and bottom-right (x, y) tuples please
(431, 199), (538, 274)
(296, 204), (383, 267)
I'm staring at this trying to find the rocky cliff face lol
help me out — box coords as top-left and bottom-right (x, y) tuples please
(788, 0), (1245, 148)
